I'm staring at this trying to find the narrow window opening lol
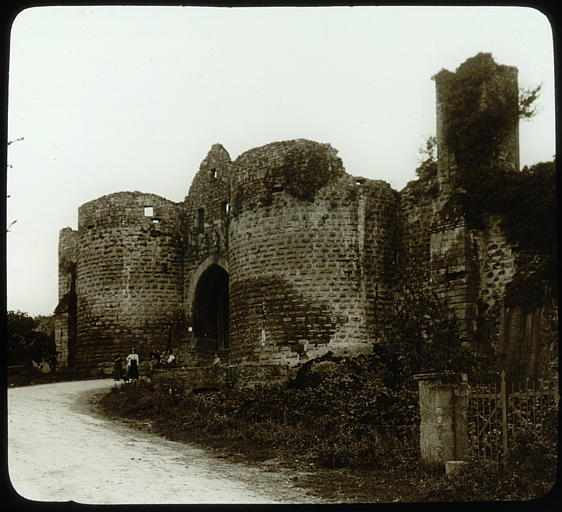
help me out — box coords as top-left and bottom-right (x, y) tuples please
(272, 184), (284, 193)
(144, 206), (154, 217)
(198, 208), (205, 229)
(221, 201), (229, 214)
(152, 218), (160, 224)
(210, 168), (217, 178)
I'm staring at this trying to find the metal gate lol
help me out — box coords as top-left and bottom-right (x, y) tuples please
(467, 370), (559, 462)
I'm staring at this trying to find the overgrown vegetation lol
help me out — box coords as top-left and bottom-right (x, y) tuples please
(434, 53), (556, 307)
(378, 267), (499, 385)
(416, 406), (558, 501)
(7, 310), (57, 370)
(95, 54), (557, 501)
(438, 55), (555, 242)
(100, 355), (419, 470)
(98, 269), (489, 471)
(439, 53), (539, 170)
(415, 135), (438, 182)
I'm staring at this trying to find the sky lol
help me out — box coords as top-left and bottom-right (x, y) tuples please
(6, 5), (556, 316)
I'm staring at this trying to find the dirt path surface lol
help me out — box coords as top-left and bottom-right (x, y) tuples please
(7, 379), (322, 505)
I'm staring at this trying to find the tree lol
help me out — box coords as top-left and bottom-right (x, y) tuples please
(415, 135), (437, 180)
(6, 311), (57, 369)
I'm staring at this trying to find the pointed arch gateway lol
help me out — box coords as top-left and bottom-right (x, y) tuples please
(193, 263), (229, 349)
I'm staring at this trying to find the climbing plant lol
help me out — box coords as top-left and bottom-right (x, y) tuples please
(437, 53), (544, 229)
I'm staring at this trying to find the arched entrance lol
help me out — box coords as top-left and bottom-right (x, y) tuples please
(193, 264), (229, 349)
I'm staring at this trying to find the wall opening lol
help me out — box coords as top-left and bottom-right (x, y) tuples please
(198, 208), (205, 230)
(193, 264), (229, 349)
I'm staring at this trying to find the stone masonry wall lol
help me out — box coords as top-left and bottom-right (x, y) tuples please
(227, 140), (398, 367)
(54, 312), (71, 368)
(180, 144), (232, 365)
(74, 192), (184, 371)
(57, 228), (78, 301)
(474, 214), (517, 307)
(473, 214), (550, 381)
(398, 177), (438, 278)
(55, 54), (553, 386)
(425, 56), (521, 342)
(182, 143), (232, 264)
(429, 221), (480, 341)
(54, 227), (78, 367)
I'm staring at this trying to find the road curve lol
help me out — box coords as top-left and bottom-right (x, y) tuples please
(7, 379), (319, 505)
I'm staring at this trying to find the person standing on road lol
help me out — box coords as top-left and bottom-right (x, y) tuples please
(112, 356), (123, 383)
(126, 348), (140, 381)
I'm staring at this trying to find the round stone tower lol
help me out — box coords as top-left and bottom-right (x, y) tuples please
(75, 192), (184, 370)
(227, 139), (398, 367)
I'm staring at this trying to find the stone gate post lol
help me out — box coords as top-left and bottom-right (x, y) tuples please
(414, 372), (468, 467)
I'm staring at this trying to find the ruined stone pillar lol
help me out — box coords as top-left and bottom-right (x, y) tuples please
(414, 372), (468, 467)
(54, 227), (78, 369)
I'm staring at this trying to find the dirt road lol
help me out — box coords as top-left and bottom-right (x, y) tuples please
(7, 379), (321, 504)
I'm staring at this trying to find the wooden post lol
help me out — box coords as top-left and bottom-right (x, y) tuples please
(500, 370), (508, 455)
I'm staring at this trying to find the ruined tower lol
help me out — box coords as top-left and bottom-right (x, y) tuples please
(73, 192), (184, 370)
(54, 227), (78, 367)
(55, 53), (552, 383)
(226, 140), (398, 368)
(429, 53), (520, 341)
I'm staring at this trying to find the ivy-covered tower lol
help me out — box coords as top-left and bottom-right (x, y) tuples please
(433, 53), (520, 199)
(429, 54), (520, 342)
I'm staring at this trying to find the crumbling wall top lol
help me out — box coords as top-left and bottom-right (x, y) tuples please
(78, 191), (180, 231)
(230, 139), (346, 214)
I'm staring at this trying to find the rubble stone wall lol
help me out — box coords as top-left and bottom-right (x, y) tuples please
(227, 140), (398, 366)
(55, 54), (553, 384)
(54, 228), (78, 367)
(74, 192), (184, 370)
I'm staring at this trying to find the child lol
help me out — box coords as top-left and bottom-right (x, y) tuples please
(112, 356), (123, 383)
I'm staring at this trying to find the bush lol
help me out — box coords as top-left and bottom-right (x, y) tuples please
(98, 358), (421, 470)
(97, 265), (498, 471)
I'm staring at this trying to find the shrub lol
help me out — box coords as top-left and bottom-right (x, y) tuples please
(416, 403), (558, 501)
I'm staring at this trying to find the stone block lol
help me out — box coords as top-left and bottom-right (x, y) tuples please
(445, 460), (467, 477)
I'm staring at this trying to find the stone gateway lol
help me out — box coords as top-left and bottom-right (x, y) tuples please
(55, 54), (553, 385)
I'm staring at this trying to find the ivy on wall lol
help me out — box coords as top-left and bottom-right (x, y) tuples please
(440, 53), (519, 167)
(436, 53), (555, 302)
(438, 53), (545, 226)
